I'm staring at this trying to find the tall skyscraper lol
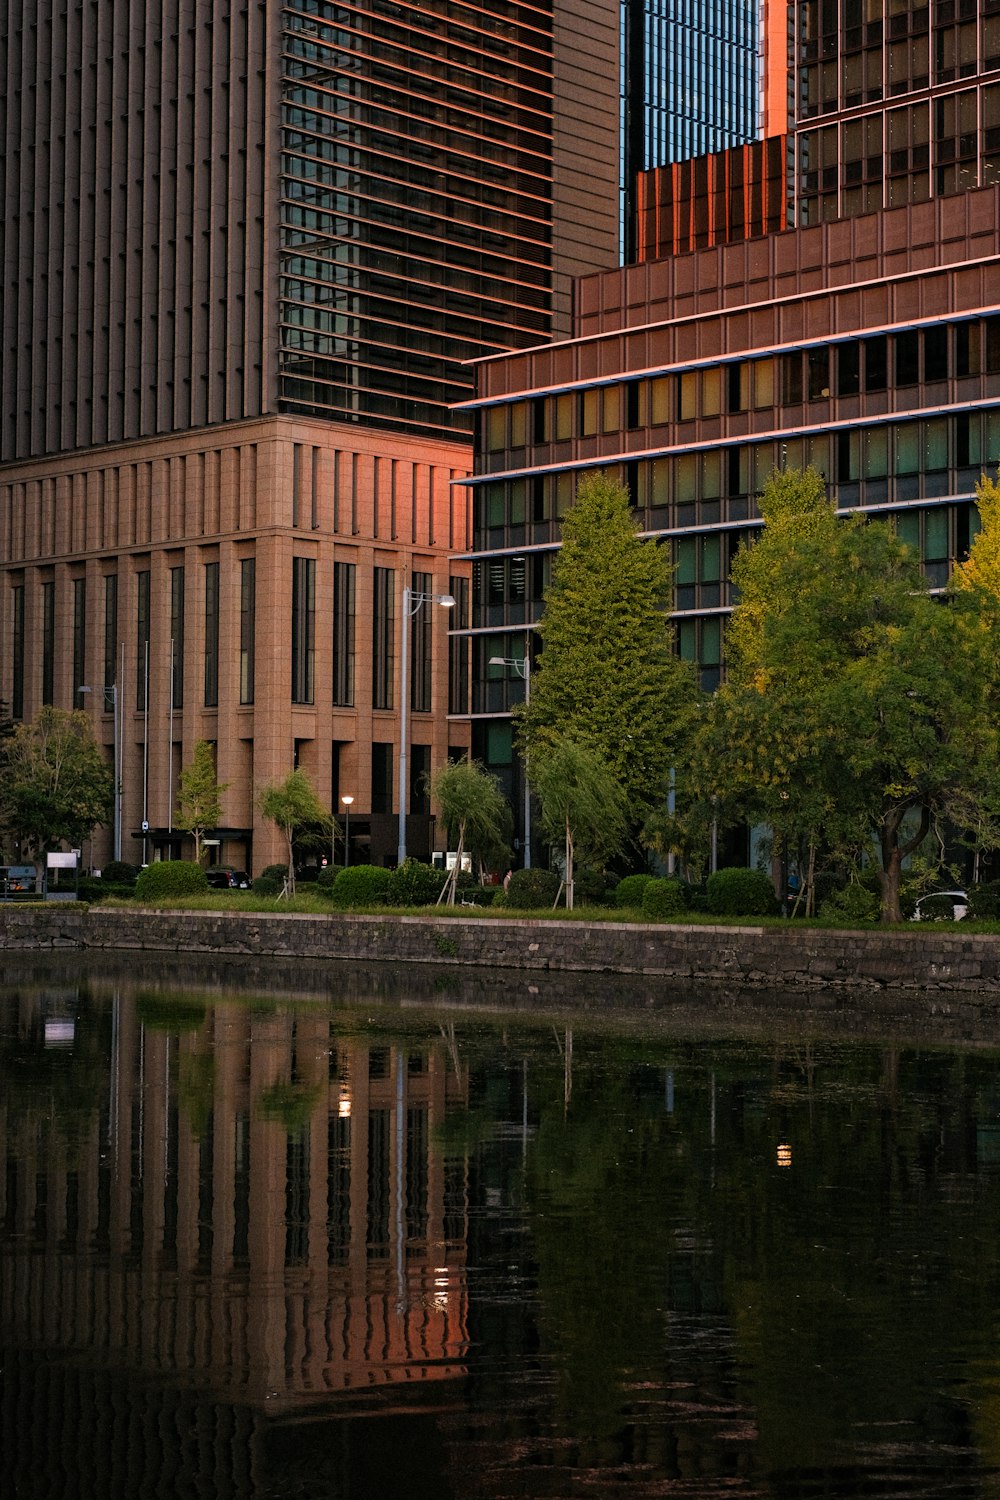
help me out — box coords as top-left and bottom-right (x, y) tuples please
(0, 0), (621, 870)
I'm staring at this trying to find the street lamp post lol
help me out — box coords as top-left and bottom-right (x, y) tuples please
(398, 582), (455, 866)
(79, 682), (122, 863)
(341, 795), (354, 867)
(488, 650), (531, 869)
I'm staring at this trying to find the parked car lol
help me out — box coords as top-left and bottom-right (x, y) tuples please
(205, 868), (252, 890)
(911, 889), (968, 922)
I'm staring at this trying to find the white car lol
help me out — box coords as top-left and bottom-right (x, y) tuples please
(911, 890), (968, 922)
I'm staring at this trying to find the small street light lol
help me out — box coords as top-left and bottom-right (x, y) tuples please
(79, 682), (122, 862)
(398, 583), (454, 865)
(488, 651), (532, 869)
(341, 794), (354, 868)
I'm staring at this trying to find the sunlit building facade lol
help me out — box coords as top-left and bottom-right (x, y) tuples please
(463, 0), (1000, 843)
(0, 0), (621, 871)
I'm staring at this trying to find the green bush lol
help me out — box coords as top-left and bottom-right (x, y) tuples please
(505, 867), (561, 909)
(970, 881), (1000, 920)
(706, 866), (780, 917)
(615, 873), (654, 909)
(78, 876), (135, 903)
(135, 860), (209, 901)
(386, 858), (447, 907)
(819, 881), (881, 924)
(253, 863), (288, 897)
(641, 877), (686, 919)
(330, 864), (393, 908)
(454, 872), (495, 906)
(574, 868), (614, 906)
(316, 864), (338, 892)
(100, 859), (139, 885)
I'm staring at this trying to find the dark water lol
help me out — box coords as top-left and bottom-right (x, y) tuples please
(4, 957), (1000, 1498)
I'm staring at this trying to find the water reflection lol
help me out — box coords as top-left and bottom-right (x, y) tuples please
(3, 964), (1000, 1498)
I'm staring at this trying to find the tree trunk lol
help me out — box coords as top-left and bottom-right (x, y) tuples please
(877, 801), (929, 923)
(438, 822), (465, 905)
(285, 826), (296, 895)
(565, 818), (574, 911)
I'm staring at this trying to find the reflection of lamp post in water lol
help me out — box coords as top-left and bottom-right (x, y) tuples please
(341, 795), (354, 867)
(488, 651), (532, 868)
(398, 583), (455, 866)
(78, 681), (122, 862)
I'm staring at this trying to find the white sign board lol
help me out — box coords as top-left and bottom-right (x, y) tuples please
(46, 852), (78, 869)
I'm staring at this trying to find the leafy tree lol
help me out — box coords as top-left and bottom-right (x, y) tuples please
(519, 471), (696, 815)
(531, 736), (628, 909)
(430, 759), (512, 903)
(695, 469), (995, 922)
(175, 739), (230, 864)
(949, 472), (1000, 877)
(0, 706), (113, 861)
(259, 769), (331, 896)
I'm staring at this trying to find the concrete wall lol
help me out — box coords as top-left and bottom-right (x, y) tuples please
(3, 908), (1000, 995)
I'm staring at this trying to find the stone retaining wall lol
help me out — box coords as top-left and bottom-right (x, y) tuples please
(2, 906), (1000, 993)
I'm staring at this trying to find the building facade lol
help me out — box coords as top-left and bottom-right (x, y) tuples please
(0, 0), (622, 871)
(461, 0), (1000, 851)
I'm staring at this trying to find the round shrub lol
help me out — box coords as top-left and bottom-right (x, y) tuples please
(135, 860), (209, 902)
(330, 863), (393, 908)
(819, 881), (881, 924)
(615, 873), (654, 909)
(574, 868), (613, 906)
(316, 864), (338, 892)
(386, 858), (447, 907)
(970, 881), (1000, 920)
(100, 859), (139, 885)
(706, 866), (780, 917)
(641, 877), (686, 920)
(254, 863), (288, 897)
(505, 867), (561, 909)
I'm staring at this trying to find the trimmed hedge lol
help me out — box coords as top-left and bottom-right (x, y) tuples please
(385, 859), (447, 907)
(641, 877), (686, 919)
(135, 860), (209, 901)
(506, 867), (561, 909)
(330, 864), (393, 908)
(615, 873), (654, 909)
(706, 866), (779, 917)
(100, 860), (139, 885)
(254, 863), (288, 897)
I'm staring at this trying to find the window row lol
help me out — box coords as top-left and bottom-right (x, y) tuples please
(480, 318), (1000, 455)
(8, 561), (468, 722)
(473, 409), (1000, 552)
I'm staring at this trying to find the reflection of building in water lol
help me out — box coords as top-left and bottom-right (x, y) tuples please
(0, 991), (470, 1414)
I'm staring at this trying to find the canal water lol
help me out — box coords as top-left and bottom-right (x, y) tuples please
(4, 956), (1000, 1499)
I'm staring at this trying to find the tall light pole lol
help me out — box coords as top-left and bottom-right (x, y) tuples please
(341, 794), (354, 867)
(79, 682), (122, 863)
(398, 582), (454, 866)
(488, 650), (531, 869)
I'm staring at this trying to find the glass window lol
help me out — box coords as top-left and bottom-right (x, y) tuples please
(601, 386), (621, 434)
(753, 359), (775, 408)
(864, 428), (889, 477)
(169, 567), (184, 709)
(676, 537), (697, 586)
(72, 578), (86, 706)
(924, 418), (948, 472)
(554, 395), (573, 441)
(925, 508), (948, 561)
(372, 567), (395, 711)
(204, 561), (220, 708)
(701, 368), (722, 417)
(332, 560), (354, 708)
(895, 330), (919, 385)
(136, 570), (150, 711)
(510, 403), (528, 449)
(895, 511), (920, 550)
(649, 377), (672, 425)
(864, 336), (887, 391)
(486, 407), (506, 453)
(679, 373), (698, 420)
(580, 389), (599, 436)
(240, 559), (256, 706)
(894, 424), (920, 474)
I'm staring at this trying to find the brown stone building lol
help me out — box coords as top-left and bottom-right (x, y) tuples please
(0, 0), (621, 871)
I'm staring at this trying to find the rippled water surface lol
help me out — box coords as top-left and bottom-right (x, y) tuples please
(4, 956), (1000, 1498)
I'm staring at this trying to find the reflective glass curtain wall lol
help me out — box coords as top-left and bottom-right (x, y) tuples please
(278, 0), (558, 440)
(622, 0), (762, 255)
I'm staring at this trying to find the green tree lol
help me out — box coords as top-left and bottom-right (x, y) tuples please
(175, 739), (230, 864)
(949, 471), (1000, 876)
(697, 469), (995, 922)
(430, 758), (512, 903)
(519, 471), (696, 815)
(531, 736), (628, 909)
(0, 706), (113, 863)
(259, 769), (330, 896)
